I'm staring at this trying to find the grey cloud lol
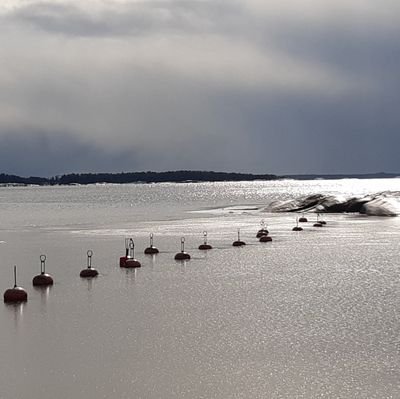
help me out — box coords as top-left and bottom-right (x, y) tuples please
(7, 0), (399, 90)
(255, 19), (400, 81)
(0, 1), (399, 175)
(11, 3), (116, 37)
(0, 125), (261, 176)
(2, 80), (400, 177)
(6, 1), (237, 37)
(198, 85), (400, 174)
(0, 131), (141, 176)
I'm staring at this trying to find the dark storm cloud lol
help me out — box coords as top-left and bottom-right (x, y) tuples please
(0, 1), (399, 175)
(216, 90), (400, 174)
(0, 131), (141, 176)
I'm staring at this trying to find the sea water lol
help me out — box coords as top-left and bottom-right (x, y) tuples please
(0, 179), (399, 398)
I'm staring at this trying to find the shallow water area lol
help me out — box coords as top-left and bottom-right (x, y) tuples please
(0, 179), (400, 398)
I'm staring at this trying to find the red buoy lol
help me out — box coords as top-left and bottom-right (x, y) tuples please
(232, 229), (246, 246)
(144, 247), (159, 254)
(256, 229), (269, 238)
(299, 214), (308, 223)
(259, 235), (272, 242)
(33, 255), (54, 286)
(119, 257), (127, 267)
(198, 231), (212, 250)
(175, 252), (191, 260)
(121, 239), (141, 268)
(175, 237), (191, 260)
(256, 219), (269, 237)
(80, 250), (99, 277)
(144, 233), (159, 254)
(125, 258), (141, 267)
(4, 266), (27, 303)
(80, 268), (98, 277)
(120, 238), (130, 267)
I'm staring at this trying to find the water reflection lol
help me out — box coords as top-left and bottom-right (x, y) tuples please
(2, 180), (400, 398)
(33, 285), (52, 314)
(4, 302), (26, 329)
(199, 251), (210, 261)
(176, 260), (188, 272)
(85, 277), (94, 292)
(148, 254), (157, 269)
(124, 268), (137, 284)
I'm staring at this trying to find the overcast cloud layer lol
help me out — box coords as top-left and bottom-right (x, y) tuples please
(0, 0), (399, 176)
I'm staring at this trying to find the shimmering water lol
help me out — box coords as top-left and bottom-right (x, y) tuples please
(1, 179), (400, 398)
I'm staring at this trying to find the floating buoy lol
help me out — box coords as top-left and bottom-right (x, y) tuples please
(259, 235), (272, 242)
(80, 250), (99, 277)
(299, 213), (308, 223)
(256, 219), (269, 238)
(199, 231), (212, 250)
(144, 233), (159, 254)
(313, 214), (323, 227)
(256, 229), (269, 238)
(175, 237), (191, 260)
(122, 239), (141, 268)
(256, 226), (269, 238)
(119, 238), (130, 267)
(232, 229), (246, 246)
(32, 255), (54, 286)
(292, 217), (303, 231)
(4, 266), (27, 303)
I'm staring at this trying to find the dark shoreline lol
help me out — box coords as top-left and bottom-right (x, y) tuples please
(0, 171), (399, 186)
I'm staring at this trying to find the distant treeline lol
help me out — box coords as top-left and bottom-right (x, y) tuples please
(283, 172), (400, 180)
(0, 171), (278, 185)
(1, 171), (398, 186)
(0, 173), (50, 185)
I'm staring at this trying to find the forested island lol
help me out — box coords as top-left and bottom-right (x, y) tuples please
(0, 171), (398, 186)
(0, 170), (277, 185)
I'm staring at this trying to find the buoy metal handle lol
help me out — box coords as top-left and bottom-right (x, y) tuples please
(203, 231), (208, 244)
(237, 229), (240, 241)
(181, 237), (185, 252)
(40, 254), (46, 274)
(150, 233), (154, 247)
(87, 250), (93, 268)
(129, 239), (135, 258)
(260, 219), (265, 228)
(13, 265), (17, 288)
(123, 238), (129, 257)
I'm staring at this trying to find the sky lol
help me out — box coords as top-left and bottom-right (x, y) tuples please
(0, 0), (399, 176)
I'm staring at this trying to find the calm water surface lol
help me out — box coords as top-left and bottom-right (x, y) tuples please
(0, 179), (400, 398)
